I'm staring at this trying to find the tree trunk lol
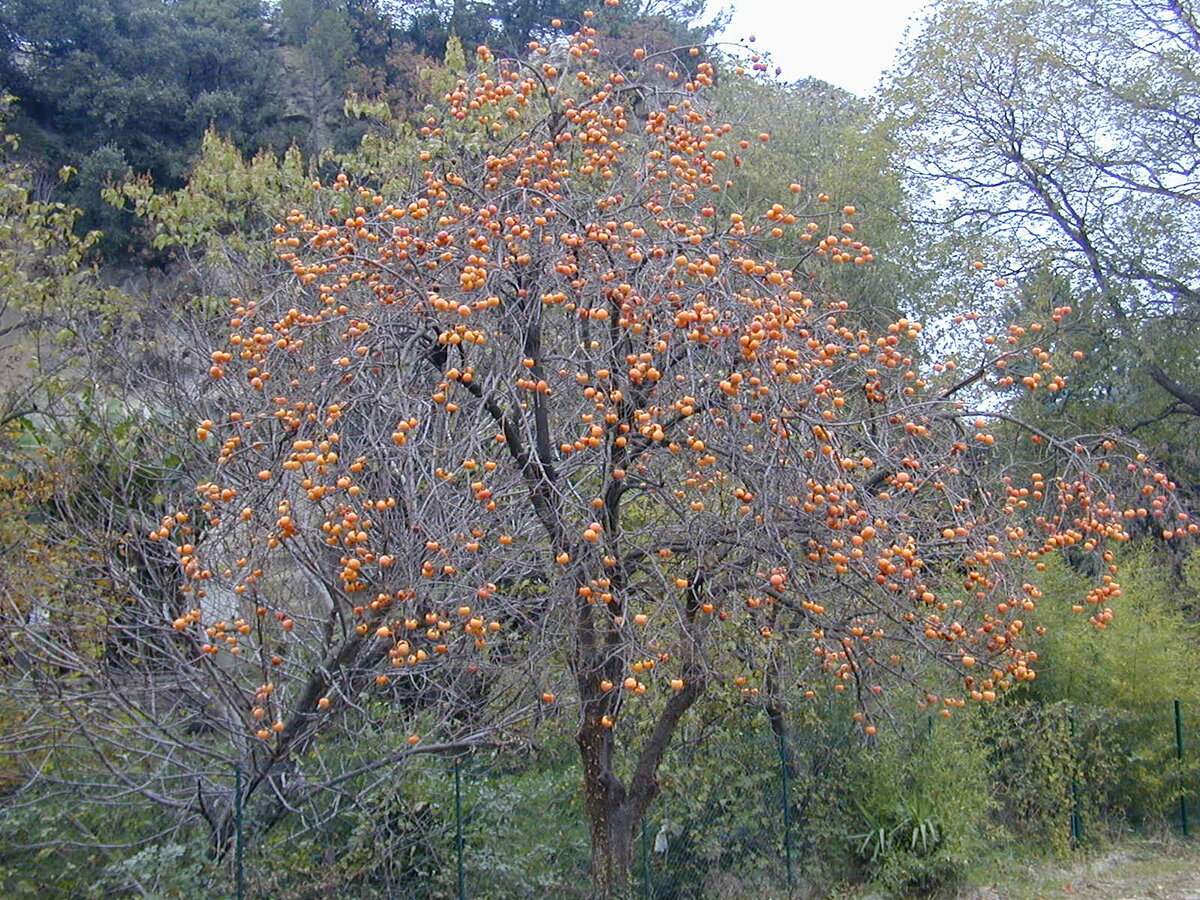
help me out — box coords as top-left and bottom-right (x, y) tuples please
(578, 714), (653, 898)
(589, 796), (642, 897)
(575, 666), (705, 896)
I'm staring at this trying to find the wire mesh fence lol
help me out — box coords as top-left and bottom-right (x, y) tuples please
(2, 696), (1194, 897)
(211, 699), (1197, 899)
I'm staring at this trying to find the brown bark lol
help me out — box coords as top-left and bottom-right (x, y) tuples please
(1149, 363), (1200, 418)
(577, 718), (652, 896)
(576, 669), (705, 897)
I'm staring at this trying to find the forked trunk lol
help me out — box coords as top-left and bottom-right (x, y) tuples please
(576, 670), (704, 897)
(578, 715), (653, 898)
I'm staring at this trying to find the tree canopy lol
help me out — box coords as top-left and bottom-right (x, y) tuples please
(168, 13), (1188, 890)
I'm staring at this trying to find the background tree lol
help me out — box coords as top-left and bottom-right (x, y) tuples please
(395, 0), (718, 61)
(885, 0), (1200, 498)
(274, 0), (358, 156)
(0, 0), (432, 245)
(0, 0), (279, 190)
(712, 69), (930, 333)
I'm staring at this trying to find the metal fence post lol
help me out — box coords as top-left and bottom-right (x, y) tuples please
(1069, 710), (1082, 848)
(640, 815), (651, 900)
(1176, 700), (1190, 837)
(776, 729), (794, 896)
(234, 762), (245, 900)
(454, 758), (466, 899)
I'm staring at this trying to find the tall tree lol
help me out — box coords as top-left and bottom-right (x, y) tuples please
(274, 0), (356, 156)
(0, 0), (278, 177)
(171, 13), (1186, 892)
(885, 0), (1200, 493)
(0, 0), (281, 248)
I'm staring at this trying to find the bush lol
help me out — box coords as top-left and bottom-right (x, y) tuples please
(841, 709), (996, 896)
(986, 701), (1121, 853)
(1021, 544), (1200, 829)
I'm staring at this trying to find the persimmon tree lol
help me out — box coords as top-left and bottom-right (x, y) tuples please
(169, 5), (1192, 891)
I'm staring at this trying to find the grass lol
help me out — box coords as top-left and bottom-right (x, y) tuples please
(955, 838), (1200, 900)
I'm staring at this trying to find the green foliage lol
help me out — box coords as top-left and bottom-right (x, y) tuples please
(842, 711), (996, 896)
(648, 707), (792, 894)
(0, 0), (279, 176)
(95, 843), (217, 900)
(0, 0), (438, 249)
(1029, 545), (1200, 711)
(0, 781), (226, 899)
(64, 144), (134, 249)
(235, 740), (587, 899)
(396, 0), (595, 59)
(985, 701), (1120, 853)
(0, 104), (132, 414)
(107, 128), (308, 261)
(458, 747), (591, 897)
(1017, 544), (1200, 828)
(0, 0), (283, 250)
(710, 68), (930, 335)
(245, 752), (452, 899)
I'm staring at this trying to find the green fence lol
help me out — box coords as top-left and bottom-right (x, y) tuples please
(214, 700), (1196, 899)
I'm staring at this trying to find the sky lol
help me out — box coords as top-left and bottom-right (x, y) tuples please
(715, 0), (934, 96)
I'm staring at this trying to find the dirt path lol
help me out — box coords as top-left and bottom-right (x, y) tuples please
(962, 842), (1200, 900)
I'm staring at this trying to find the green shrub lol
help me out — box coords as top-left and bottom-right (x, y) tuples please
(1021, 544), (1200, 829)
(986, 701), (1121, 853)
(841, 709), (996, 896)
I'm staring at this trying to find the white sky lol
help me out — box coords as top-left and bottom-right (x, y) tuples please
(715, 0), (934, 96)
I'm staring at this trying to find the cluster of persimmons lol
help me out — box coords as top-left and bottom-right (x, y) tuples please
(155, 3), (1191, 748)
